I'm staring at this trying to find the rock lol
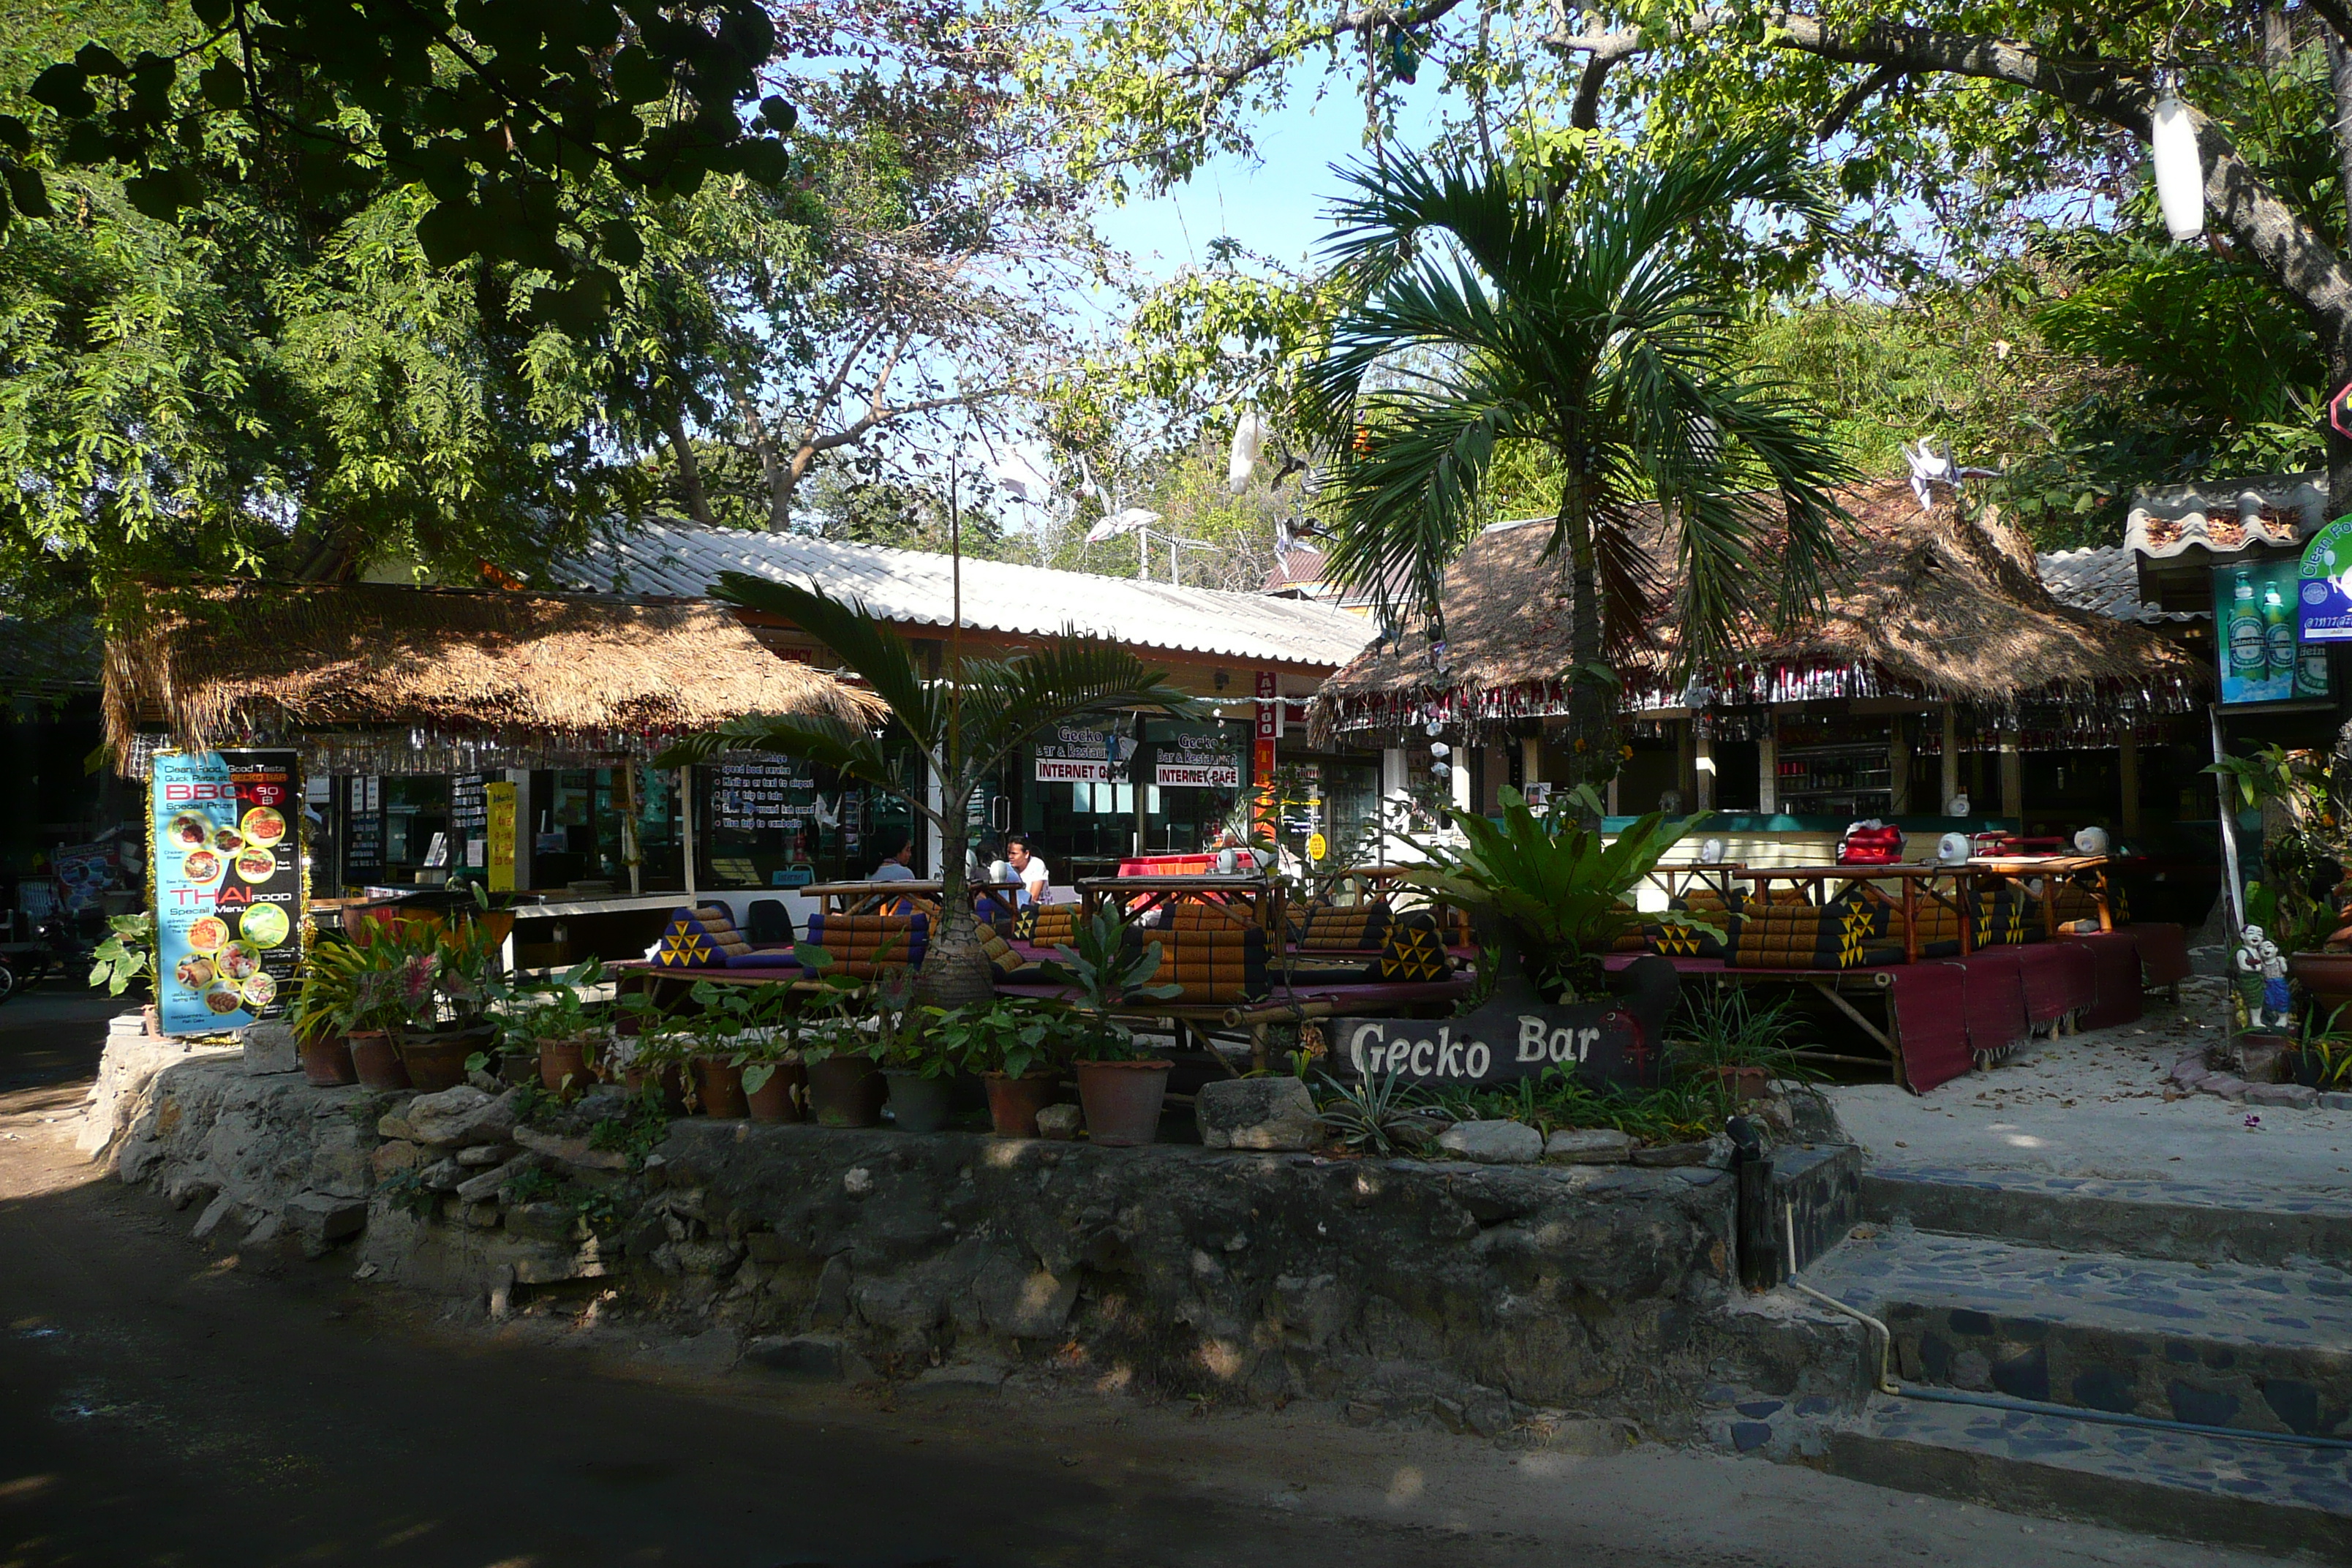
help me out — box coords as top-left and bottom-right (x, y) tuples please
(2168, 1058), (2210, 1088)
(2322, 1092), (2352, 1111)
(467, 1068), (502, 1094)
(513, 1125), (632, 1172)
(285, 1192), (367, 1257)
(404, 1085), (519, 1150)
(1434, 1120), (1543, 1164)
(974, 1254), (1079, 1338)
(455, 1143), (513, 1168)
(2198, 1075), (2250, 1101)
(418, 1158), (465, 1191)
(1389, 1114), (1448, 1150)
(454, 1152), (543, 1204)
(506, 1202), (579, 1242)
(191, 1191), (238, 1240)
(744, 1334), (875, 1382)
(376, 1112), (421, 1141)
(2239, 1039), (2289, 1085)
(1196, 1076), (1320, 1151)
(672, 1237), (745, 1275)
(456, 1199), (502, 1229)
(2246, 1083), (2318, 1108)
(370, 1140), (424, 1181)
(239, 1021), (300, 1076)
(1632, 1141), (1712, 1167)
(1545, 1128), (1633, 1164)
(1035, 1104), (1082, 1141)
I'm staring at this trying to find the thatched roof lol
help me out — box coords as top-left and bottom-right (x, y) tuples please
(1314, 480), (2205, 741)
(104, 580), (882, 775)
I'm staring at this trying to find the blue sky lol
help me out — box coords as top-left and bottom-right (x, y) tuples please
(1090, 69), (1455, 283)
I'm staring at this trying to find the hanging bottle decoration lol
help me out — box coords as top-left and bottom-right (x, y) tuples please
(2149, 83), (2204, 242)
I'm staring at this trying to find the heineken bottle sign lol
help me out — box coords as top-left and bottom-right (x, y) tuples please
(2299, 515), (2352, 642)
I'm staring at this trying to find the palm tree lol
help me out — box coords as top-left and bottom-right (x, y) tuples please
(657, 574), (1208, 1004)
(1298, 139), (1854, 788)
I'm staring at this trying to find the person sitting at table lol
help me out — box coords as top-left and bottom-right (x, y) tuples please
(1006, 834), (1051, 907)
(868, 828), (917, 883)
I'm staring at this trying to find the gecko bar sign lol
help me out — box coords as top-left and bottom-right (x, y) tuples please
(1323, 954), (1679, 1090)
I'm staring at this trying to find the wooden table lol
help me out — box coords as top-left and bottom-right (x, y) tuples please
(799, 880), (1022, 917)
(1965, 854), (2114, 938)
(1737, 864), (1974, 963)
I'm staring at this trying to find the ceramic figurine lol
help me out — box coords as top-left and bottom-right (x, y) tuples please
(2235, 924), (2293, 1030)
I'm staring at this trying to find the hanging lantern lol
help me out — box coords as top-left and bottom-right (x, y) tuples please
(1227, 409), (1267, 494)
(2149, 87), (2204, 242)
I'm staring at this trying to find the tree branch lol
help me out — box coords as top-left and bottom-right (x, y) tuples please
(1815, 62), (1904, 140)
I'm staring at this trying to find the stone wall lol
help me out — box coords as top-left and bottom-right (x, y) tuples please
(88, 1044), (1867, 1439)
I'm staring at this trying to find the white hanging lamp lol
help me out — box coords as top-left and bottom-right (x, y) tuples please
(2149, 80), (2204, 243)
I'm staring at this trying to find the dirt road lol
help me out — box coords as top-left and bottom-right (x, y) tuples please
(0, 999), (2279, 1567)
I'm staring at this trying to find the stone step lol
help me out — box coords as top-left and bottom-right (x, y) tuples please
(1812, 1394), (2352, 1558)
(1803, 1227), (2352, 1441)
(1860, 1162), (2352, 1267)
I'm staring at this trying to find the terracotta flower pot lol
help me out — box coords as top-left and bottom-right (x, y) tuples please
(2291, 951), (2352, 1017)
(746, 1062), (807, 1123)
(538, 1036), (593, 1098)
(399, 1033), (475, 1093)
(983, 1070), (1060, 1138)
(694, 1056), (750, 1118)
(1075, 1058), (1171, 1147)
(883, 1071), (954, 1134)
(347, 1030), (410, 1091)
(624, 1061), (689, 1117)
(1709, 1064), (1772, 1104)
(805, 1055), (886, 1128)
(298, 1033), (358, 1088)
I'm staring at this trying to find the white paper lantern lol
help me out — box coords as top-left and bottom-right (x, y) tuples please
(2150, 91), (2204, 242)
(1227, 410), (1267, 494)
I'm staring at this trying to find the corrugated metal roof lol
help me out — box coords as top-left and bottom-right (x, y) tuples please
(555, 523), (1375, 670)
(2125, 473), (2323, 561)
(2038, 546), (2205, 624)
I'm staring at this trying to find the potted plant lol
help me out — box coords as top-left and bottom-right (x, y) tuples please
(930, 1000), (1068, 1137)
(89, 913), (157, 1033)
(298, 935), (412, 1090)
(736, 1024), (807, 1123)
(497, 958), (608, 1098)
(791, 941), (891, 1126)
(1670, 988), (1811, 1103)
(1043, 908), (1183, 1146)
(284, 939), (361, 1087)
(682, 979), (757, 1117)
(878, 997), (962, 1134)
(609, 1027), (693, 1117)
(344, 908), (502, 1092)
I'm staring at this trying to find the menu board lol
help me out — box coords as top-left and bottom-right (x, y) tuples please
(710, 756), (815, 829)
(151, 750), (303, 1035)
(343, 775), (383, 878)
(1035, 717), (1137, 783)
(1153, 724), (1243, 788)
(451, 773), (491, 834)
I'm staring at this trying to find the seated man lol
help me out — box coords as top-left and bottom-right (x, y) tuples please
(1006, 834), (1051, 908)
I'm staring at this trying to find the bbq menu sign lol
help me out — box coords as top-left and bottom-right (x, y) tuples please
(151, 750), (304, 1034)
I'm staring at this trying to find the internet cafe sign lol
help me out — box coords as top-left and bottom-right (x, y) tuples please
(1153, 725), (1242, 789)
(1033, 718), (1137, 784)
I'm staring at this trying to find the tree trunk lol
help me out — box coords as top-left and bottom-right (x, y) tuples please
(1556, 467), (1618, 811)
(660, 405), (715, 527)
(916, 782), (998, 1008)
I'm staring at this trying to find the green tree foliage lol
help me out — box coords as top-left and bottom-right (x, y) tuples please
(4, 0), (794, 320)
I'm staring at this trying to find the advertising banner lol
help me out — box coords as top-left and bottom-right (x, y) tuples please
(151, 750), (303, 1034)
(485, 781), (516, 892)
(2217, 559), (2332, 704)
(2300, 515), (2352, 644)
(1033, 717), (1136, 784)
(1153, 724), (1243, 788)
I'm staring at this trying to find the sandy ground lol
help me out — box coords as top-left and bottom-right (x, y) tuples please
(0, 995), (2294, 1567)
(1825, 976), (2352, 1194)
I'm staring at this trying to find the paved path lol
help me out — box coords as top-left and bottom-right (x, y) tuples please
(0, 998), (2284, 1567)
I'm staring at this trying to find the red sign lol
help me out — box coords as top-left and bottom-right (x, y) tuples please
(1254, 670), (1277, 741)
(1254, 736), (1275, 779)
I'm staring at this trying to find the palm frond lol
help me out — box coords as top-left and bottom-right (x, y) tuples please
(956, 633), (1209, 785)
(712, 573), (941, 747)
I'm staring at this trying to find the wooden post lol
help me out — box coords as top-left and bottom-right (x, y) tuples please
(2000, 734), (2024, 824)
(2119, 730), (2142, 836)
(1519, 734), (1542, 795)
(1694, 725), (1716, 811)
(1888, 716), (1911, 815)
(1677, 720), (1696, 809)
(1940, 706), (1961, 814)
(1759, 718), (1779, 814)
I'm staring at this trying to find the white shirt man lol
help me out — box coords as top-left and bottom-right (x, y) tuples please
(1006, 837), (1050, 905)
